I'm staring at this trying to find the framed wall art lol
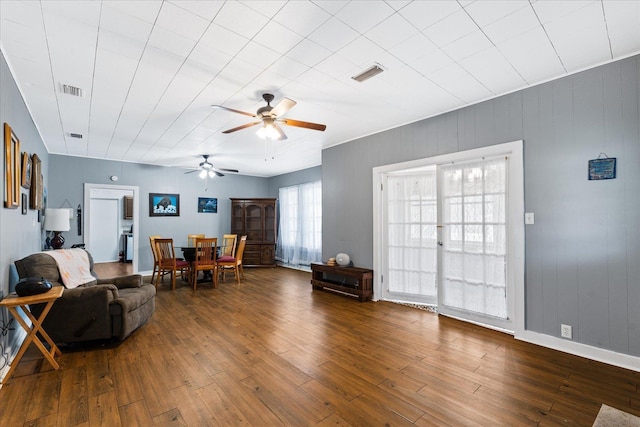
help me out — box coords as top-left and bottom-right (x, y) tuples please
(30, 154), (43, 209)
(21, 152), (31, 189)
(149, 193), (180, 217)
(588, 157), (616, 180)
(197, 197), (217, 213)
(4, 123), (20, 208)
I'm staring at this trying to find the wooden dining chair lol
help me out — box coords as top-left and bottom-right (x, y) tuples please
(154, 238), (191, 290)
(217, 235), (247, 284)
(187, 233), (205, 247)
(191, 237), (218, 290)
(221, 234), (237, 257)
(149, 235), (162, 283)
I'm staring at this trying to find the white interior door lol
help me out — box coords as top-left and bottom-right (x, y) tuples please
(89, 198), (119, 262)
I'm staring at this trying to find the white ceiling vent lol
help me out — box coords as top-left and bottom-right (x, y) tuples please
(60, 83), (83, 97)
(351, 64), (384, 82)
(68, 132), (83, 139)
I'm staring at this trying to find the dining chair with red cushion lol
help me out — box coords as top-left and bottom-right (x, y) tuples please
(154, 238), (191, 290)
(217, 235), (246, 283)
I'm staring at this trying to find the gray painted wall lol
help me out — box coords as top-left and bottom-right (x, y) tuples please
(48, 155), (271, 272)
(0, 51), (50, 374)
(322, 55), (640, 357)
(267, 165), (322, 196)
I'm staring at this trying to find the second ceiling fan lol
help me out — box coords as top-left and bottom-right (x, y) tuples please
(213, 93), (326, 140)
(185, 155), (238, 178)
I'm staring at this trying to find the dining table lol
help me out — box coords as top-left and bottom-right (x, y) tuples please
(177, 240), (230, 283)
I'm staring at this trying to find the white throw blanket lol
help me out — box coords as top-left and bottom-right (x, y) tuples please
(44, 249), (96, 289)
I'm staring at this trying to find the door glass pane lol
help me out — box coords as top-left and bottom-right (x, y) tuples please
(386, 171), (437, 299)
(441, 157), (508, 319)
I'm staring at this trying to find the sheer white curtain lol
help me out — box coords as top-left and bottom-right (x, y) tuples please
(387, 171), (438, 298)
(441, 157), (508, 319)
(276, 181), (322, 268)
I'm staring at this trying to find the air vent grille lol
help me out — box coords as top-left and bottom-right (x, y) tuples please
(61, 84), (83, 97)
(68, 133), (83, 139)
(352, 64), (384, 82)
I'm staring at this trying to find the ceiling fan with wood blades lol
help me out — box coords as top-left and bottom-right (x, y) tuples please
(213, 93), (327, 140)
(184, 155), (239, 178)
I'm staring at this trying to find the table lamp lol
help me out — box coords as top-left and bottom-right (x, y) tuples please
(44, 208), (70, 249)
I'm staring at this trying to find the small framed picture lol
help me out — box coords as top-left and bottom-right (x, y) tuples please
(149, 193), (180, 216)
(197, 197), (217, 213)
(588, 158), (616, 180)
(21, 152), (31, 189)
(21, 193), (27, 214)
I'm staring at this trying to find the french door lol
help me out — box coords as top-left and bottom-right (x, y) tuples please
(374, 142), (523, 333)
(437, 157), (511, 331)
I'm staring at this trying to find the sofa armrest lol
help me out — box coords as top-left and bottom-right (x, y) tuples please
(97, 274), (143, 289)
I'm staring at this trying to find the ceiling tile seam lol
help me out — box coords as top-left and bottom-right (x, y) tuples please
(166, 0), (215, 21)
(122, 5), (229, 160)
(459, 2), (527, 94)
(85, 1), (104, 158)
(529, 0), (568, 75)
(103, 1), (165, 159)
(311, 1), (348, 17)
(39, 1), (68, 154)
(146, 1), (290, 158)
(599, 0), (614, 61)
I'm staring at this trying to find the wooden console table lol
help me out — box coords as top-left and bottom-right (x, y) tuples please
(0, 287), (63, 384)
(311, 263), (373, 302)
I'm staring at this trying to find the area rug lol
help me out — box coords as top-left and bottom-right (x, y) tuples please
(593, 404), (640, 427)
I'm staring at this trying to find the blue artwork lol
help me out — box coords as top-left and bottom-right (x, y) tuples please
(588, 158), (616, 180)
(149, 193), (180, 216)
(198, 197), (217, 213)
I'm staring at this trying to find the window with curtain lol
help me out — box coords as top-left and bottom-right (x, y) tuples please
(276, 181), (322, 269)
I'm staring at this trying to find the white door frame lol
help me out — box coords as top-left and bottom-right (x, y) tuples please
(373, 140), (524, 335)
(84, 183), (140, 273)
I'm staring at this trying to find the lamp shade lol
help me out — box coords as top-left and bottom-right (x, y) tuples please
(44, 208), (70, 232)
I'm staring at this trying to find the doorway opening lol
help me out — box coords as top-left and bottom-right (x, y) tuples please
(373, 141), (524, 334)
(83, 183), (140, 274)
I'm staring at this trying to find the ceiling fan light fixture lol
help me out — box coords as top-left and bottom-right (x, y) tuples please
(208, 170), (215, 178)
(199, 169), (207, 179)
(257, 123), (279, 140)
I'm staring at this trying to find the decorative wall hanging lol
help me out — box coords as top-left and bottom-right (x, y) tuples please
(197, 197), (217, 213)
(21, 152), (31, 189)
(30, 154), (43, 209)
(4, 123), (20, 208)
(77, 204), (82, 235)
(149, 193), (180, 217)
(588, 153), (616, 180)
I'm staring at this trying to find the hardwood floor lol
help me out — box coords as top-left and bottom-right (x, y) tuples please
(1, 267), (639, 426)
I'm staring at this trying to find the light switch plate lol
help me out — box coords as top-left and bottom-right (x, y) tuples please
(525, 212), (534, 224)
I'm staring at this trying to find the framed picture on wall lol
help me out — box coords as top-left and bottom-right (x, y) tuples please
(197, 197), (217, 213)
(21, 152), (31, 189)
(149, 193), (180, 217)
(4, 123), (20, 208)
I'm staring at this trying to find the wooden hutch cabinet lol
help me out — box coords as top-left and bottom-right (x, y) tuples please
(230, 198), (277, 267)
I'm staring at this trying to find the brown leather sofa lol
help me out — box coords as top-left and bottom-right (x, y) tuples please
(14, 250), (155, 344)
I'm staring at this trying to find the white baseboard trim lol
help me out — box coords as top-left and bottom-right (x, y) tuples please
(516, 330), (640, 373)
